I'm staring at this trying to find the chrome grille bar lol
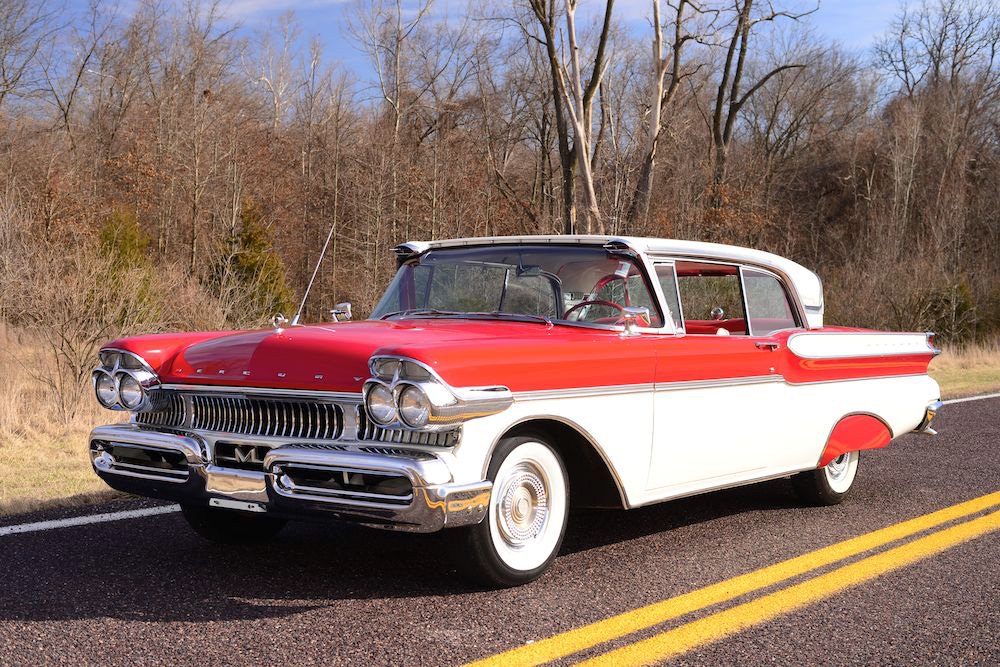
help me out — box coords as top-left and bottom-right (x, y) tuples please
(135, 391), (450, 446)
(138, 394), (345, 441)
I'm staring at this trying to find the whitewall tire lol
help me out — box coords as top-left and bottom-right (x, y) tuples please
(454, 435), (569, 588)
(792, 450), (860, 506)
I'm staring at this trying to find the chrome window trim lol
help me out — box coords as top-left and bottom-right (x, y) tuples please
(647, 254), (810, 333)
(738, 265), (753, 335)
(651, 260), (685, 333)
(740, 264), (803, 336)
(384, 240), (678, 336)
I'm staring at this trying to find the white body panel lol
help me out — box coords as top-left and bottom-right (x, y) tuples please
(440, 373), (939, 509)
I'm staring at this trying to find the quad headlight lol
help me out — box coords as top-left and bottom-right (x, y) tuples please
(364, 382), (397, 425)
(362, 356), (513, 432)
(92, 350), (160, 411)
(397, 385), (431, 428)
(117, 373), (145, 410)
(94, 371), (119, 408)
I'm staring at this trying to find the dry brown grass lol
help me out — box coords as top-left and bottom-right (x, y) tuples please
(929, 339), (1000, 399)
(0, 326), (125, 515)
(1, 328), (998, 517)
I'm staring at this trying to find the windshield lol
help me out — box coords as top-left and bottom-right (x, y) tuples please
(371, 245), (664, 328)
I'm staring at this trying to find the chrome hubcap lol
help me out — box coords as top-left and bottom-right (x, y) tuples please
(497, 462), (548, 546)
(827, 453), (850, 482)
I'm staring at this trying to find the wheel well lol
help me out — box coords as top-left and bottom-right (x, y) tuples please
(500, 419), (625, 509)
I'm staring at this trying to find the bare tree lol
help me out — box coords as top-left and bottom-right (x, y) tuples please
(525, 0), (615, 234)
(708, 0), (814, 200)
(246, 11), (302, 131)
(0, 0), (56, 111)
(627, 0), (709, 225)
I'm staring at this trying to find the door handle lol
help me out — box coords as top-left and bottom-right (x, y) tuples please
(755, 341), (781, 351)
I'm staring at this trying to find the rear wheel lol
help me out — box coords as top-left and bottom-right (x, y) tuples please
(453, 435), (569, 588)
(792, 451), (860, 506)
(180, 503), (287, 543)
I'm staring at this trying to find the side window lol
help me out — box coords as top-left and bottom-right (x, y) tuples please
(675, 261), (747, 335)
(742, 268), (798, 335)
(654, 264), (682, 329)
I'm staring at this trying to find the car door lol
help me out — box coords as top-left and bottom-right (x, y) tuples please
(645, 260), (801, 496)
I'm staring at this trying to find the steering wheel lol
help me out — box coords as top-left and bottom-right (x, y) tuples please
(564, 299), (624, 322)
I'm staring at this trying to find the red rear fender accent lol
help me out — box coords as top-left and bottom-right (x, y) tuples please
(818, 414), (892, 467)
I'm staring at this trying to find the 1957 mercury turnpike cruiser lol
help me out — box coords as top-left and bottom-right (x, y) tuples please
(89, 236), (942, 586)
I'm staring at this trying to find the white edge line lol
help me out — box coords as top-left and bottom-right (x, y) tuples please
(0, 504), (180, 537)
(943, 392), (1000, 405)
(1, 393), (997, 537)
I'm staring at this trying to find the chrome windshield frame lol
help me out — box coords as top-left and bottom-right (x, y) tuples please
(372, 241), (679, 335)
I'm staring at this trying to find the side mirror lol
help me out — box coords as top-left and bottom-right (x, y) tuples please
(331, 302), (352, 322)
(621, 306), (650, 336)
(710, 306), (725, 321)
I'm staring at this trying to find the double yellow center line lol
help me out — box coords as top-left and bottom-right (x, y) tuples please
(466, 490), (1000, 667)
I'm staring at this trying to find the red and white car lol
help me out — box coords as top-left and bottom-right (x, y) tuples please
(89, 236), (942, 586)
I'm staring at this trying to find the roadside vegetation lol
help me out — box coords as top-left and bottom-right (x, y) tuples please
(0, 0), (998, 515)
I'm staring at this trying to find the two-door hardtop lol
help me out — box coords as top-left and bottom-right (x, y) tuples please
(89, 236), (942, 586)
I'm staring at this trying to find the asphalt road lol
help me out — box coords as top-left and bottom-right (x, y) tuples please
(0, 397), (997, 666)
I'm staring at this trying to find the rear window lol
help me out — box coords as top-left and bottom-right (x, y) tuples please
(742, 268), (798, 335)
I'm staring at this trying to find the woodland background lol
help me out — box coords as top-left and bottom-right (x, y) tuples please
(0, 0), (998, 429)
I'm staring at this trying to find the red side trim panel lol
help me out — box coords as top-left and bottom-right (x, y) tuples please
(819, 414), (892, 467)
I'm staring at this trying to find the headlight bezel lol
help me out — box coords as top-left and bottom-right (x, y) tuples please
(117, 372), (145, 410)
(364, 381), (398, 425)
(396, 383), (432, 428)
(363, 355), (513, 432)
(93, 370), (119, 408)
(92, 349), (160, 412)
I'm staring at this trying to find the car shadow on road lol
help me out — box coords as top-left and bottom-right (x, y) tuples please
(0, 479), (803, 624)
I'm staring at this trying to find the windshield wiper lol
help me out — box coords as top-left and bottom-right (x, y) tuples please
(379, 308), (465, 320)
(466, 311), (553, 326)
(380, 309), (553, 326)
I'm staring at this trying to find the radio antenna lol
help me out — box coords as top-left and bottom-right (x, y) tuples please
(291, 220), (337, 326)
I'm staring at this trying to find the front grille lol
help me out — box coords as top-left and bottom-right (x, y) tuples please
(356, 408), (460, 447)
(137, 394), (344, 440)
(138, 391), (185, 427)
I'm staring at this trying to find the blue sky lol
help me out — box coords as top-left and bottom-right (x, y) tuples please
(219, 0), (904, 78)
(70, 0), (900, 83)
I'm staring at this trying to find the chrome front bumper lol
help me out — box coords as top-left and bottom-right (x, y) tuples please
(88, 424), (491, 532)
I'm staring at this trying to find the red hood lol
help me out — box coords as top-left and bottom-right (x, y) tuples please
(106, 320), (651, 393)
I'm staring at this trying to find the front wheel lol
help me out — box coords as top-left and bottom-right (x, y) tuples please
(792, 450), (860, 506)
(453, 435), (569, 588)
(180, 503), (287, 543)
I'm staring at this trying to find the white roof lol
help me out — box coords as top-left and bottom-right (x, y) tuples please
(404, 235), (825, 328)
